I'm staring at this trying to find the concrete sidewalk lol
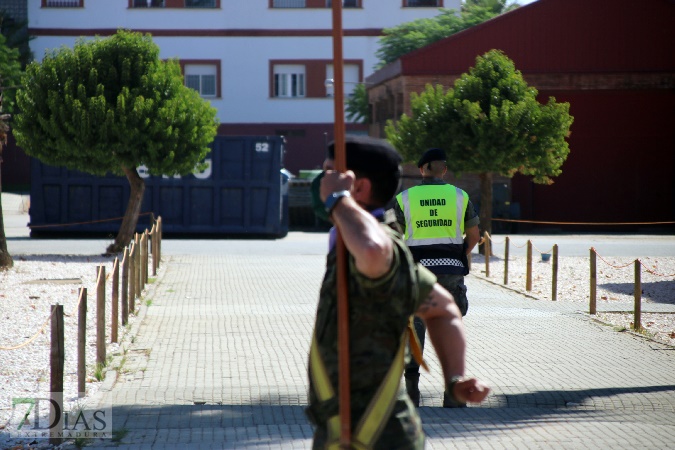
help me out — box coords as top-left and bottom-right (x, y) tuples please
(74, 239), (675, 450)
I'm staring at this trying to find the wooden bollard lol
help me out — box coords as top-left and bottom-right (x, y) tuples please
(143, 230), (149, 284)
(484, 231), (490, 278)
(111, 258), (119, 343)
(157, 216), (162, 269)
(134, 234), (142, 298)
(503, 236), (510, 285)
(96, 265), (106, 365)
(151, 224), (158, 277)
(78, 288), (87, 398)
(590, 248), (597, 315)
(121, 247), (129, 325)
(634, 259), (642, 331)
(50, 304), (64, 446)
(552, 244), (559, 301)
(129, 245), (136, 313)
(526, 240), (533, 291)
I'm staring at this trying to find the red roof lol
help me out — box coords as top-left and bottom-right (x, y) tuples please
(399, 0), (675, 75)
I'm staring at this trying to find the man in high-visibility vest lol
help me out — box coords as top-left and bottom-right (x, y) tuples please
(394, 148), (481, 408)
(306, 136), (489, 448)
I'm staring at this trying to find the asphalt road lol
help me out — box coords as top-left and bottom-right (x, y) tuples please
(3, 192), (675, 258)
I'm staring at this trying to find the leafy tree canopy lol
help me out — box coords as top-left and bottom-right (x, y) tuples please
(0, 32), (23, 112)
(375, 1), (519, 68)
(14, 29), (218, 178)
(385, 50), (573, 232)
(345, 83), (370, 124)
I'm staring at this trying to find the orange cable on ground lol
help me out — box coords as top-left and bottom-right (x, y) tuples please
(492, 218), (675, 226)
(0, 308), (55, 351)
(29, 212), (154, 229)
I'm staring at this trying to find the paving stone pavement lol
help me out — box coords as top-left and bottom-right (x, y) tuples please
(67, 238), (675, 449)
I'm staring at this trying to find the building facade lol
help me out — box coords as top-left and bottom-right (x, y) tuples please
(25, 0), (458, 176)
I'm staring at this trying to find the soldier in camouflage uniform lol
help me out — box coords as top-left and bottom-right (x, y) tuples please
(306, 136), (490, 449)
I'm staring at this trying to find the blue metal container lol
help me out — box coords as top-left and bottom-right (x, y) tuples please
(29, 136), (288, 237)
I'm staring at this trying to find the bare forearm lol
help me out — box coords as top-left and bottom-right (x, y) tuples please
(425, 311), (466, 382)
(416, 285), (466, 382)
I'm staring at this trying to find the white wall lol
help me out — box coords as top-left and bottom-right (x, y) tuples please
(28, 0), (461, 124)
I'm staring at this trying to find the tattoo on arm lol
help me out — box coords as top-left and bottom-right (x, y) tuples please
(417, 291), (439, 315)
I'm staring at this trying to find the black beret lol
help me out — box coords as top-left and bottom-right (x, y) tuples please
(417, 148), (446, 168)
(328, 135), (402, 174)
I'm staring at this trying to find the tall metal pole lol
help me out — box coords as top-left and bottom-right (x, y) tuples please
(331, 1), (351, 447)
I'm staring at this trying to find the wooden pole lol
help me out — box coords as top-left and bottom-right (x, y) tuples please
(122, 247), (129, 325)
(526, 240), (533, 291)
(157, 217), (162, 269)
(590, 248), (597, 315)
(633, 259), (642, 331)
(552, 244), (558, 301)
(111, 258), (119, 343)
(484, 231), (490, 278)
(331, 1), (351, 446)
(503, 236), (509, 285)
(134, 234), (141, 298)
(78, 288), (87, 398)
(142, 230), (149, 285)
(129, 245), (136, 314)
(151, 224), (158, 276)
(96, 265), (106, 365)
(50, 304), (64, 446)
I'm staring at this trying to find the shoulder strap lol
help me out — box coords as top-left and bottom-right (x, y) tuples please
(309, 319), (426, 449)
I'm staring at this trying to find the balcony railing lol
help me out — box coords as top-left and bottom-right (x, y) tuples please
(45, 0), (81, 7)
(406, 0), (440, 6)
(132, 0), (165, 7)
(132, 0), (217, 7)
(272, 0), (305, 8)
(185, 0), (217, 7)
(327, 0), (359, 7)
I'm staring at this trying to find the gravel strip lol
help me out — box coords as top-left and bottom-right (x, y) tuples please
(469, 252), (675, 347)
(0, 255), (149, 448)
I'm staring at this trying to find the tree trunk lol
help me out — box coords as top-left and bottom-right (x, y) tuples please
(106, 166), (145, 255)
(0, 154), (13, 269)
(478, 172), (493, 254)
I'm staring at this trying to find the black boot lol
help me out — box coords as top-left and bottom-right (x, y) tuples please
(405, 373), (420, 407)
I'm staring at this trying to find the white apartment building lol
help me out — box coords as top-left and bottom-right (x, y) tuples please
(26, 0), (458, 175)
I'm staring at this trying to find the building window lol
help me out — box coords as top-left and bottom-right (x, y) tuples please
(325, 64), (360, 97)
(272, 0), (305, 7)
(132, 0), (164, 6)
(185, 0), (217, 7)
(183, 64), (218, 98)
(404, 0), (442, 6)
(326, 0), (359, 7)
(131, 0), (219, 7)
(43, 0), (83, 7)
(274, 65), (306, 98)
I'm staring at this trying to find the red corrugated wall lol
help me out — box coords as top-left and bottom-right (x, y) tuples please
(512, 89), (675, 227)
(402, 0), (675, 75)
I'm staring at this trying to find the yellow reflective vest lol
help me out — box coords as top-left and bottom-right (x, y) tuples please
(397, 184), (468, 245)
(396, 183), (469, 274)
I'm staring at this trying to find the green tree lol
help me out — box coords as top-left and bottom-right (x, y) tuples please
(0, 10), (33, 70)
(13, 30), (219, 254)
(386, 50), (573, 235)
(375, 1), (519, 68)
(345, 83), (370, 124)
(0, 33), (22, 269)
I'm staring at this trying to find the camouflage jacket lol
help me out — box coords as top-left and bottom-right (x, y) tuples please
(307, 222), (436, 449)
